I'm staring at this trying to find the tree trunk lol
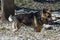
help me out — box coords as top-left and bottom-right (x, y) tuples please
(1, 0), (14, 21)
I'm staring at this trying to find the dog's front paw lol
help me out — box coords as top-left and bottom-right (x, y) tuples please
(34, 27), (42, 32)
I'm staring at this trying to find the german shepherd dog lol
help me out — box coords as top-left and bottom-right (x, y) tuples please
(8, 8), (52, 32)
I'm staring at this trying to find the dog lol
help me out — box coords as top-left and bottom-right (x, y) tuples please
(8, 8), (52, 32)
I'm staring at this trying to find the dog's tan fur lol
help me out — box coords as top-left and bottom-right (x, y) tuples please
(12, 8), (52, 32)
(34, 8), (52, 32)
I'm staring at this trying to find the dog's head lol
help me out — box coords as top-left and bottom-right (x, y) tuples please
(41, 8), (52, 23)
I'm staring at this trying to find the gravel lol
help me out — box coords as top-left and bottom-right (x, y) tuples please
(0, 1), (60, 39)
(0, 14), (60, 40)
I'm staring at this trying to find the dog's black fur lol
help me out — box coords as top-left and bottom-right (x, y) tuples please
(12, 12), (40, 26)
(10, 8), (52, 32)
(11, 11), (41, 31)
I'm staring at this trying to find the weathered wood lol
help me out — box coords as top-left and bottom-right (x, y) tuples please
(1, 0), (14, 20)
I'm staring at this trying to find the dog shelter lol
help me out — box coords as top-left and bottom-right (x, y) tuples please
(0, 0), (14, 20)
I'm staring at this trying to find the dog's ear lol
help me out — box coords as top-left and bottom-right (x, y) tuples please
(47, 7), (51, 13)
(42, 8), (47, 13)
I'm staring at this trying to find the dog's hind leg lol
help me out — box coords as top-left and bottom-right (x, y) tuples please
(17, 22), (22, 31)
(12, 21), (18, 32)
(12, 16), (21, 32)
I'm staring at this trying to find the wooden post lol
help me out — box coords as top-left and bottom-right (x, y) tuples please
(1, 0), (14, 20)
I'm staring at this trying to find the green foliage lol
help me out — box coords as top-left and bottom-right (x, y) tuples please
(0, 27), (6, 30)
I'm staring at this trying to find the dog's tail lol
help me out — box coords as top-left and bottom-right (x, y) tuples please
(8, 15), (13, 22)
